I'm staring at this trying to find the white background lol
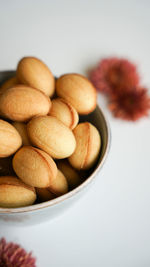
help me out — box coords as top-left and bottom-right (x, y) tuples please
(0, 1), (150, 266)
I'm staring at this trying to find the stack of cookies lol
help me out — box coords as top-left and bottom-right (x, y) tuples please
(0, 57), (101, 208)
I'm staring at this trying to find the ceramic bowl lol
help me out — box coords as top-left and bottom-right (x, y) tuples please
(0, 71), (111, 226)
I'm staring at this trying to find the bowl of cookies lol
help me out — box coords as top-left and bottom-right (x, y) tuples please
(0, 57), (110, 225)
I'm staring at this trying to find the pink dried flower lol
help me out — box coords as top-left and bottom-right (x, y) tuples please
(90, 57), (139, 94)
(0, 238), (36, 267)
(108, 87), (150, 121)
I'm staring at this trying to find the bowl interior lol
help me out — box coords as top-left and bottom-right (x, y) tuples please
(0, 71), (110, 213)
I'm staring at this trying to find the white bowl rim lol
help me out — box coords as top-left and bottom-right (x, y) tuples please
(0, 104), (111, 214)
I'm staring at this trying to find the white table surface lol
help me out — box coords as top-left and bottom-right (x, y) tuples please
(0, 1), (150, 266)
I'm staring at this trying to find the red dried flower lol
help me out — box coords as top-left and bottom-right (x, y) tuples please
(0, 238), (36, 267)
(108, 87), (150, 121)
(90, 57), (139, 94)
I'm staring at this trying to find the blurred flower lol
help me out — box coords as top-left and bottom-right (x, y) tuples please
(0, 238), (36, 267)
(108, 87), (150, 121)
(90, 57), (139, 94)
